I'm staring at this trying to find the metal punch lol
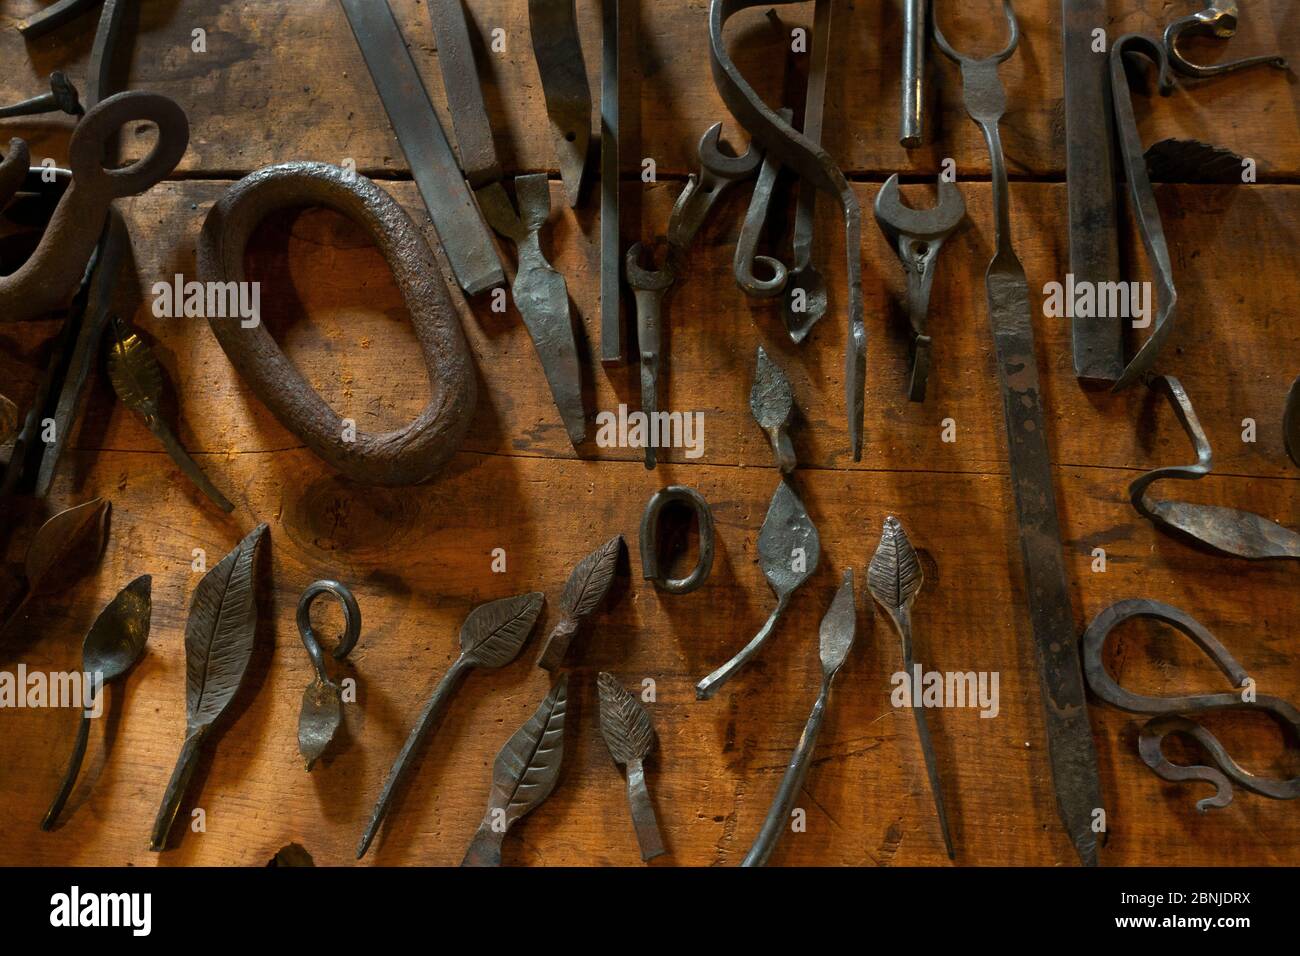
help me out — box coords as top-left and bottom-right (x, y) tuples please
(1163, 0), (1288, 78)
(710, 0), (865, 461)
(425, 0), (587, 446)
(780, 0), (832, 344)
(935, 0), (1103, 868)
(900, 0), (926, 147)
(1131, 375), (1300, 559)
(873, 174), (965, 402)
(639, 485), (715, 594)
(1083, 599), (1300, 811)
(624, 244), (676, 470)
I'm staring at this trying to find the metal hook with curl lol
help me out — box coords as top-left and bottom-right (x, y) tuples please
(1163, 0), (1288, 78)
(296, 580), (361, 770)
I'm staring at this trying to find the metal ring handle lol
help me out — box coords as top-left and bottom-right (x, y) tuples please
(297, 580), (362, 683)
(639, 486), (715, 594)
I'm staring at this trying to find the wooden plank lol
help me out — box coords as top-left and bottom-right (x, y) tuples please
(32, 179), (1299, 485)
(1, 447), (1297, 866)
(0, 0), (1294, 179)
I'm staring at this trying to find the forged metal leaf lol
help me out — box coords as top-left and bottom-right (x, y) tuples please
(0, 393), (16, 444)
(818, 568), (857, 674)
(82, 574), (151, 681)
(597, 672), (655, 767)
(459, 591), (545, 667)
(485, 675), (568, 827)
(1144, 138), (1246, 183)
(298, 679), (342, 770)
(560, 535), (623, 618)
(106, 316), (164, 416)
(184, 523), (267, 731)
(749, 345), (794, 430)
(868, 516), (923, 612)
(26, 498), (110, 596)
(757, 479), (819, 598)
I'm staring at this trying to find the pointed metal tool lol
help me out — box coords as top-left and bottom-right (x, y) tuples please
(529, 0), (592, 206)
(868, 516), (954, 860)
(743, 568), (856, 866)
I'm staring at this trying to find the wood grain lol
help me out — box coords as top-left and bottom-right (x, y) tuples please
(0, 0), (1297, 868)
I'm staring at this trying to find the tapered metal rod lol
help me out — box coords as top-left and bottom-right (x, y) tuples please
(600, 0), (623, 364)
(900, 0), (926, 147)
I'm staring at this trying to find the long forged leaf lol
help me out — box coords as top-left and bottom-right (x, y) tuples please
(459, 591), (545, 667)
(560, 535), (623, 619)
(484, 675), (568, 829)
(106, 316), (164, 417)
(26, 498), (111, 596)
(868, 516), (922, 612)
(185, 524), (268, 731)
(597, 671), (655, 767)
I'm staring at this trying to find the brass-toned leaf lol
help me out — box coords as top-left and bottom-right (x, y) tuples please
(818, 568), (857, 673)
(106, 316), (163, 416)
(868, 516), (922, 612)
(26, 498), (111, 596)
(484, 675), (567, 828)
(757, 479), (819, 599)
(560, 535), (623, 619)
(298, 678), (342, 770)
(597, 672), (655, 767)
(82, 574), (151, 681)
(184, 523), (268, 731)
(459, 591), (545, 668)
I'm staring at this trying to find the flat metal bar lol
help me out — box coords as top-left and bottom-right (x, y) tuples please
(529, 0), (592, 206)
(426, 0), (501, 188)
(599, 0), (622, 364)
(339, 0), (503, 296)
(1063, 0), (1122, 384)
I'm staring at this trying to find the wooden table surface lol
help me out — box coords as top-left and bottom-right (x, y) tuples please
(0, 0), (1297, 867)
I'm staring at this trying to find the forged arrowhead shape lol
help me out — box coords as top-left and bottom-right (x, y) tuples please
(749, 346), (796, 472)
(696, 478), (819, 699)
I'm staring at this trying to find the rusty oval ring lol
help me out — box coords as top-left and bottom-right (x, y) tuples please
(639, 485), (715, 594)
(198, 161), (476, 486)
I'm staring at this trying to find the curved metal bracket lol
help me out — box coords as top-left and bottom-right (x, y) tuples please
(1130, 375), (1300, 559)
(1163, 0), (1288, 78)
(1082, 598), (1300, 811)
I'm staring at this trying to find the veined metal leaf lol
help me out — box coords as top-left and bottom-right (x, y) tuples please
(560, 535), (622, 618)
(868, 516), (922, 612)
(487, 675), (568, 826)
(185, 523), (268, 731)
(819, 568), (857, 674)
(26, 498), (111, 596)
(597, 671), (655, 767)
(460, 591), (545, 667)
(106, 316), (163, 417)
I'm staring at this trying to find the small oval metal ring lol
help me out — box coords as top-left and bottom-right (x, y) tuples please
(297, 580), (362, 676)
(639, 485), (715, 594)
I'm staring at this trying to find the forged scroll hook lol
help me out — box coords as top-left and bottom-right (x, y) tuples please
(932, 0), (1020, 66)
(1163, 1), (1288, 78)
(297, 580), (361, 679)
